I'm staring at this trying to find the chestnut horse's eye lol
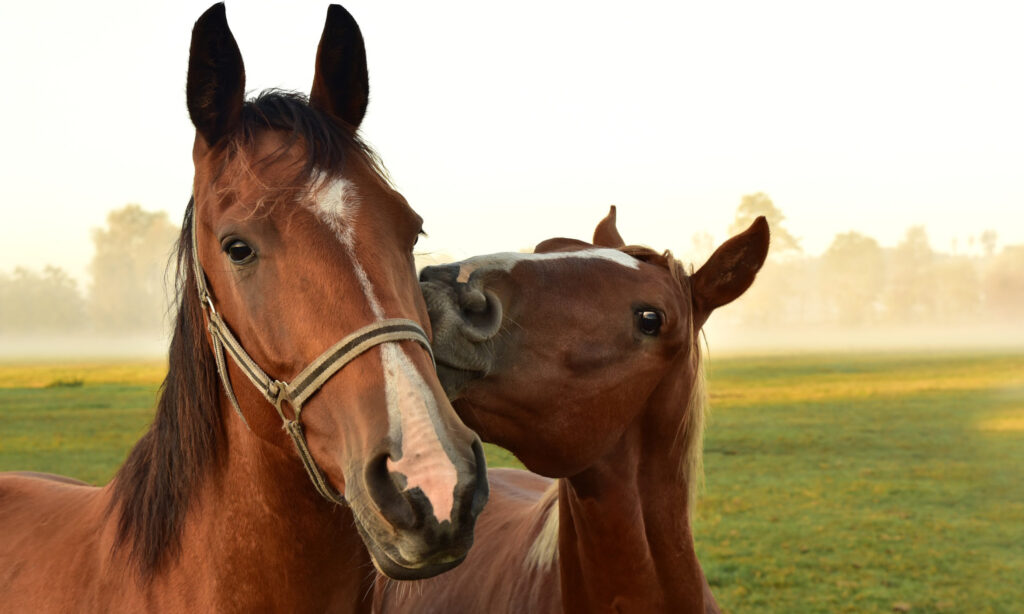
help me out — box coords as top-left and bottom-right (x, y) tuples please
(636, 310), (662, 336)
(225, 240), (255, 264)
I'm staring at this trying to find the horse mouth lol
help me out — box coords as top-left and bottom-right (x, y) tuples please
(350, 510), (470, 580)
(368, 541), (467, 580)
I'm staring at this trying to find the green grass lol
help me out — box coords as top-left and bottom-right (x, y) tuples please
(0, 383), (157, 484)
(0, 353), (1020, 611)
(695, 352), (1024, 613)
(0, 361), (521, 483)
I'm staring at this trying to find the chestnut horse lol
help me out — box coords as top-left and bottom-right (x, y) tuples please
(375, 208), (769, 613)
(0, 4), (487, 612)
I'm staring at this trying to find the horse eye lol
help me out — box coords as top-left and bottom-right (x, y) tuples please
(225, 240), (255, 264)
(636, 310), (662, 336)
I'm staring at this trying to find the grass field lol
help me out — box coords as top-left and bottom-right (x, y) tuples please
(1, 352), (1021, 612)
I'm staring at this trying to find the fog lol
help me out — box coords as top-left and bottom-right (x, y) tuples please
(2, 197), (1020, 360)
(3, 2), (1022, 359)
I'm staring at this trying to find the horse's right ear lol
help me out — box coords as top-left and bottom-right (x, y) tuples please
(187, 3), (245, 147)
(593, 206), (626, 248)
(309, 4), (369, 131)
(691, 216), (770, 328)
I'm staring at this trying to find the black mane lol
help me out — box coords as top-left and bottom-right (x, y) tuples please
(235, 89), (388, 183)
(109, 201), (221, 576)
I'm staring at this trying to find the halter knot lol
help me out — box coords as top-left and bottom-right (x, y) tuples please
(266, 380), (283, 401)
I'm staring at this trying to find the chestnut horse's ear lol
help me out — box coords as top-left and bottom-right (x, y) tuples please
(187, 3), (245, 147)
(309, 4), (369, 131)
(691, 216), (770, 328)
(593, 205), (626, 248)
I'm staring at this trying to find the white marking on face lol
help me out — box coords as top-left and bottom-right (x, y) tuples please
(310, 173), (384, 317)
(381, 343), (457, 523)
(455, 248), (639, 282)
(310, 173), (459, 523)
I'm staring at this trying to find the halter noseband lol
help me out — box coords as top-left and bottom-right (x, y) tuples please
(190, 212), (434, 506)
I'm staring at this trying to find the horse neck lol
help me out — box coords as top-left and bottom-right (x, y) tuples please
(176, 384), (373, 612)
(557, 349), (705, 614)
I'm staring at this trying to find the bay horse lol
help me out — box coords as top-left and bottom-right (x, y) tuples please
(374, 208), (769, 613)
(0, 4), (487, 612)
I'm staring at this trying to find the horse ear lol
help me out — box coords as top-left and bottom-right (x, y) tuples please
(593, 205), (626, 248)
(187, 3), (246, 147)
(691, 216), (770, 328)
(309, 4), (369, 130)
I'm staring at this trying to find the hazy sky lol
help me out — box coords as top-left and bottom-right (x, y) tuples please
(1, 0), (1021, 284)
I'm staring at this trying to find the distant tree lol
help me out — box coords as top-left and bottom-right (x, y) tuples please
(88, 204), (179, 333)
(933, 255), (980, 321)
(0, 266), (87, 333)
(821, 231), (884, 325)
(727, 256), (813, 327)
(728, 192), (801, 258)
(685, 231), (715, 267)
(883, 226), (935, 323)
(979, 229), (998, 258)
(983, 244), (1024, 319)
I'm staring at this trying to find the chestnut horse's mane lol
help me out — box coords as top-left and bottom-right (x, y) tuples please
(108, 90), (385, 577)
(618, 245), (708, 507)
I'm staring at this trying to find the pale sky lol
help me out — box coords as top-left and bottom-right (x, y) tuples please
(1, 0), (1021, 285)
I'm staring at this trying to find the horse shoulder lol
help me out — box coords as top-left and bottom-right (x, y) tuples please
(0, 473), (116, 611)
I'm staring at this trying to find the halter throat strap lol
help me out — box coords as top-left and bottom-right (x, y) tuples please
(189, 210), (435, 506)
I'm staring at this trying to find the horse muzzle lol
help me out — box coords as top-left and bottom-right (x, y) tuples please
(349, 436), (489, 579)
(419, 266), (506, 398)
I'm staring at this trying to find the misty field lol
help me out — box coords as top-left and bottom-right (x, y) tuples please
(1, 353), (1022, 612)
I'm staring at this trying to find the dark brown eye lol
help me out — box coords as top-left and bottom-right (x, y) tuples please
(225, 240), (255, 264)
(636, 310), (662, 336)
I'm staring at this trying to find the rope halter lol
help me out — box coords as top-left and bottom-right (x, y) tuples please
(190, 212), (435, 506)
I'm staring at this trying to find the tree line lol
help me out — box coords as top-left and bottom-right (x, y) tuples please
(708, 193), (1023, 329)
(2, 197), (1021, 336)
(0, 205), (178, 335)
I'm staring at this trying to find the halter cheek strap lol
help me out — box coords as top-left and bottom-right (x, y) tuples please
(191, 215), (434, 506)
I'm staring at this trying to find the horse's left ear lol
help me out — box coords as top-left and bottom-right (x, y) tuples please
(593, 205), (626, 248)
(691, 216), (770, 328)
(309, 4), (369, 131)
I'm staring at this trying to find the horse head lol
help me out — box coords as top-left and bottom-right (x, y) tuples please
(185, 4), (487, 579)
(420, 206), (769, 477)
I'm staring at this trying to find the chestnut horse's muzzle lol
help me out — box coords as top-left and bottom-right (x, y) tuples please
(419, 265), (506, 398)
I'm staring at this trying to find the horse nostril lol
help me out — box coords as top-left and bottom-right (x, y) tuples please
(457, 288), (503, 342)
(468, 438), (489, 519)
(364, 452), (418, 531)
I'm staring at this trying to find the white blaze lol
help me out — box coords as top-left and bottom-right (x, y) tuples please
(380, 343), (457, 523)
(455, 248), (640, 282)
(310, 174), (459, 523)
